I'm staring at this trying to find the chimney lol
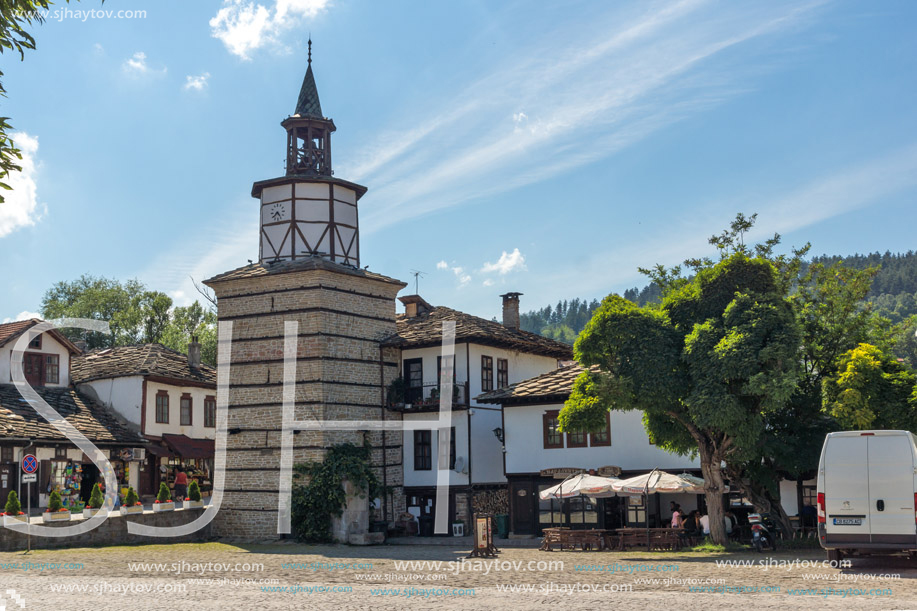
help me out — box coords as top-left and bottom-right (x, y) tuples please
(398, 295), (433, 319)
(188, 337), (202, 370)
(501, 292), (522, 330)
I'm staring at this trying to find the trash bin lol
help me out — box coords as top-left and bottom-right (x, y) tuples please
(495, 513), (509, 538)
(418, 515), (434, 537)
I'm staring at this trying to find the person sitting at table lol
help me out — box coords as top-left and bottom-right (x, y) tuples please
(681, 510), (702, 540)
(670, 503), (684, 529)
(699, 512), (710, 536)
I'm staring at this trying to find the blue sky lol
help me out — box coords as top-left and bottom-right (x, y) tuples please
(1, 0), (916, 322)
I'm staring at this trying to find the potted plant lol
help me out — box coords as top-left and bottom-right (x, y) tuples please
(184, 480), (204, 509)
(82, 483), (108, 518)
(386, 377), (406, 407)
(152, 482), (174, 512)
(42, 490), (71, 522)
(120, 486), (144, 515)
(2, 490), (27, 525)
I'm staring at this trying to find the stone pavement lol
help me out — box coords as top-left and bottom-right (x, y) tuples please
(0, 542), (914, 610)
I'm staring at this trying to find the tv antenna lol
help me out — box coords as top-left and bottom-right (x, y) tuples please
(410, 269), (426, 295)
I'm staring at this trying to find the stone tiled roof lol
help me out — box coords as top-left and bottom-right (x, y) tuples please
(204, 256), (406, 287)
(0, 319), (81, 354)
(71, 344), (216, 386)
(476, 363), (598, 404)
(0, 384), (143, 444)
(384, 306), (573, 359)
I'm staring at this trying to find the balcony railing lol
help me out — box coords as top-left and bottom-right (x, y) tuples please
(389, 381), (470, 411)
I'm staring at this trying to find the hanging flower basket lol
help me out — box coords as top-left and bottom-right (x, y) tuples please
(42, 509), (71, 523)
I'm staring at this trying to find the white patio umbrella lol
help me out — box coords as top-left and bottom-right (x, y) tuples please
(539, 474), (621, 500)
(612, 470), (706, 495)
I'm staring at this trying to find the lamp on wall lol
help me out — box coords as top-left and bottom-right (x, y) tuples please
(492, 427), (504, 443)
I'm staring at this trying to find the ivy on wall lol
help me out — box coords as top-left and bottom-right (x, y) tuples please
(291, 442), (382, 543)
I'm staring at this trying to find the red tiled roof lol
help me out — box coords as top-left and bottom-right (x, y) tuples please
(0, 319), (81, 354)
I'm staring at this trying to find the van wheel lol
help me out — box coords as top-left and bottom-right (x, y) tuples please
(827, 549), (843, 564)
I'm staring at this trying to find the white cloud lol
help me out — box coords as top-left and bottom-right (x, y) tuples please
(93, 42), (104, 54)
(122, 51), (167, 76)
(482, 279), (495, 287)
(352, 1), (827, 233)
(436, 260), (473, 287)
(0, 132), (44, 238)
(209, 0), (329, 60)
(482, 248), (527, 275)
(183, 72), (211, 91)
(2, 311), (41, 324)
(436, 260), (449, 270)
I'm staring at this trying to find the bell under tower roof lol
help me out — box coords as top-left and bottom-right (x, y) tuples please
(294, 39), (323, 118)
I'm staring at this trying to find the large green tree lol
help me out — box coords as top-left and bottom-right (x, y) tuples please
(824, 343), (917, 431)
(561, 247), (802, 545)
(40, 274), (217, 365)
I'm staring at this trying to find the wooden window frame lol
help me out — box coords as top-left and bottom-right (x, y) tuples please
(180, 393), (193, 426)
(414, 430), (432, 471)
(155, 391), (170, 424)
(497, 358), (508, 389)
(44, 354), (60, 385)
(1, 446), (14, 462)
(589, 412), (612, 447)
(55, 446), (67, 458)
(28, 333), (41, 349)
(204, 396), (216, 428)
(567, 429), (587, 448)
(543, 410), (564, 449)
(450, 426), (456, 470)
(481, 356), (494, 392)
(404, 358), (423, 404)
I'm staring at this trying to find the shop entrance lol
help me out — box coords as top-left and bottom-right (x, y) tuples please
(80, 463), (99, 504)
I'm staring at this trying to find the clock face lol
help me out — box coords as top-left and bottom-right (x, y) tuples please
(262, 201), (290, 225)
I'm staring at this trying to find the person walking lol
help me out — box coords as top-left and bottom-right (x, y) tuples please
(174, 468), (188, 500)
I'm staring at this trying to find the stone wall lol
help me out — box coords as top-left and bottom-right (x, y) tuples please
(0, 509), (209, 552)
(208, 265), (406, 539)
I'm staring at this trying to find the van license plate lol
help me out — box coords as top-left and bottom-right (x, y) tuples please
(833, 518), (862, 526)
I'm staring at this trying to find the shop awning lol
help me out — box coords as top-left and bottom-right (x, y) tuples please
(144, 443), (173, 457)
(162, 434), (214, 459)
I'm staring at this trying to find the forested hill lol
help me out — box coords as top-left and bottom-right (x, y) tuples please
(521, 251), (917, 344)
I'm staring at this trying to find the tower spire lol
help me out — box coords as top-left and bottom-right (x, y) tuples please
(308, 37), (312, 65)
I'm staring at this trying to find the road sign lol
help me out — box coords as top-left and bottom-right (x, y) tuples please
(21, 454), (37, 474)
(21, 473), (36, 483)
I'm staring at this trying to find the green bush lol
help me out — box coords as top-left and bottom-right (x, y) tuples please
(291, 442), (382, 543)
(188, 480), (201, 502)
(49, 490), (63, 512)
(4, 490), (22, 515)
(156, 482), (171, 503)
(125, 487), (139, 507)
(88, 483), (104, 509)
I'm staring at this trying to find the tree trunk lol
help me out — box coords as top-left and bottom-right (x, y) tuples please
(699, 443), (729, 546)
(726, 465), (794, 538)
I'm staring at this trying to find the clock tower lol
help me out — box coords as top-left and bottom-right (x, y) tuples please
(256, 40), (363, 267)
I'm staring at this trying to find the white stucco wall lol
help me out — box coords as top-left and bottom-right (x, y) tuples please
(78, 376), (145, 428)
(779, 478), (816, 516)
(402, 411), (470, 488)
(144, 381), (216, 439)
(504, 403), (699, 474)
(400, 343), (562, 487)
(0, 332), (72, 388)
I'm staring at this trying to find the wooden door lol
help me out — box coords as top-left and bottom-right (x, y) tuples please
(23, 353), (44, 387)
(510, 481), (535, 535)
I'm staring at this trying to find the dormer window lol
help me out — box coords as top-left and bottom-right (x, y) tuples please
(28, 333), (41, 349)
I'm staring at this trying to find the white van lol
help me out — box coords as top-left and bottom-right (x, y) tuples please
(817, 430), (917, 561)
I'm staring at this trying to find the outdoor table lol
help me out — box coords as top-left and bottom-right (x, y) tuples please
(614, 527), (684, 551)
(540, 528), (610, 551)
